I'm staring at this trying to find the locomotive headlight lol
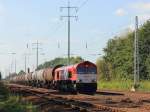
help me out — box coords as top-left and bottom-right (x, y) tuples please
(79, 79), (82, 82)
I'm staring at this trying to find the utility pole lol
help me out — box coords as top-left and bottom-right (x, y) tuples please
(86, 42), (88, 49)
(14, 58), (16, 73)
(24, 43), (30, 73)
(24, 54), (27, 73)
(37, 41), (39, 69)
(32, 40), (42, 69)
(9, 52), (16, 73)
(60, 0), (78, 65)
(134, 16), (139, 88)
(58, 41), (60, 49)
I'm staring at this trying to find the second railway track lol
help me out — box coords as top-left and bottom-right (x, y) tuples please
(8, 84), (126, 112)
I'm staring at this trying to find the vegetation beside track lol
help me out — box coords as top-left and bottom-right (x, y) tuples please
(0, 96), (36, 112)
(0, 81), (36, 112)
(96, 20), (150, 81)
(96, 20), (150, 92)
(98, 80), (150, 92)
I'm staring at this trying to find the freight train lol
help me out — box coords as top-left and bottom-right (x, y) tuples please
(9, 61), (97, 94)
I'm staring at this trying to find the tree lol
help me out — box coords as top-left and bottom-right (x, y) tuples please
(18, 70), (25, 75)
(145, 56), (150, 80)
(97, 20), (150, 80)
(96, 58), (112, 81)
(37, 56), (84, 70)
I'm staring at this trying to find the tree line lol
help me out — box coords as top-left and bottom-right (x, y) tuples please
(17, 56), (84, 75)
(96, 20), (150, 80)
(36, 56), (84, 70)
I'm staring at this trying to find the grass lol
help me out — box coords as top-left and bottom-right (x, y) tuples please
(0, 81), (36, 112)
(138, 80), (150, 92)
(0, 96), (36, 112)
(98, 80), (150, 92)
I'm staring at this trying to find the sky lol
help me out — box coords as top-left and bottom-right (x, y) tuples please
(0, 0), (150, 78)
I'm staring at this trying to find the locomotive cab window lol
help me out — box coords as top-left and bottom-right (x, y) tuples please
(77, 66), (97, 74)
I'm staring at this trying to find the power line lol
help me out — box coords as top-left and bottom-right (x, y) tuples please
(24, 43), (28, 73)
(9, 52), (16, 73)
(60, 0), (78, 65)
(48, 0), (89, 39)
(78, 0), (89, 11)
(32, 40), (42, 69)
(24, 54), (27, 73)
(49, 22), (64, 37)
(42, 0), (90, 61)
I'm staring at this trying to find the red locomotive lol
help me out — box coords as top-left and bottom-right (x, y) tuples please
(54, 61), (97, 93)
(9, 61), (97, 94)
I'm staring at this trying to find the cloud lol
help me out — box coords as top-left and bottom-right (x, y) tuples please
(115, 8), (127, 16)
(131, 2), (150, 11)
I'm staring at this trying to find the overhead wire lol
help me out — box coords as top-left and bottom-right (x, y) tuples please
(78, 0), (89, 11)
(49, 0), (90, 38)
(45, 0), (91, 59)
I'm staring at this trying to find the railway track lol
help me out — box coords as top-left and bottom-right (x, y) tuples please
(8, 84), (126, 112)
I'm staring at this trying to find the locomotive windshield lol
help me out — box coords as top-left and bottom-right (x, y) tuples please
(77, 66), (97, 74)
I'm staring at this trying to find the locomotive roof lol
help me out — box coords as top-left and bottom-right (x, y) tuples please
(74, 61), (96, 68)
(55, 61), (96, 71)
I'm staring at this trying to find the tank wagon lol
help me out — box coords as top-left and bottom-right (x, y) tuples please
(9, 61), (97, 93)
